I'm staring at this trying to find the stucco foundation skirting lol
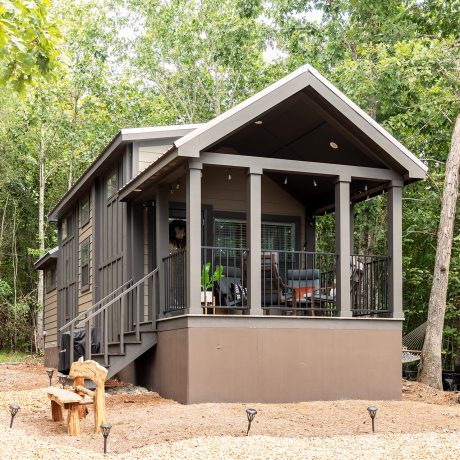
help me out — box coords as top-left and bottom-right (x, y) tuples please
(1, 430), (459, 459)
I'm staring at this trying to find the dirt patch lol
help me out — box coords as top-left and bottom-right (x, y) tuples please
(0, 363), (49, 391)
(0, 364), (459, 458)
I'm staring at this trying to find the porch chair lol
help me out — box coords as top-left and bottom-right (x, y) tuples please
(213, 266), (247, 311)
(261, 252), (288, 311)
(285, 269), (321, 315)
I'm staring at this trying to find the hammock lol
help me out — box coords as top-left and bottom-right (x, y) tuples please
(402, 321), (426, 364)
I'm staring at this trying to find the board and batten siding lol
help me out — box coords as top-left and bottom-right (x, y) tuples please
(137, 142), (172, 173)
(44, 286), (58, 348)
(78, 191), (94, 314)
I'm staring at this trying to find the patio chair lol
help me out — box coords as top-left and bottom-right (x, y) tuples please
(261, 252), (287, 309)
(214, 266), (247, 308)
(285, 269), (320, 315)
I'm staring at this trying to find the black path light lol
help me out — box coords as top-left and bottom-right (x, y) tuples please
(58, 373), (67, 388)
(367, 406), (378, 433)
(46, 368), (54, 386)
(100, 423), (112, 454)
(245, 408), (257, 436)
(9, 403), (20, 428)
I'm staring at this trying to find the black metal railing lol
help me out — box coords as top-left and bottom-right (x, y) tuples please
(201, 246), (249, 312)
(351, 254), (389, 317)
(261, 250), (338, 316)
(163, 249), (186, 313)
(59, 269), (158, 367)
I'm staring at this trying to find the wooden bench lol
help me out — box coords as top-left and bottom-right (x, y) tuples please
(42, 358), (108, 436)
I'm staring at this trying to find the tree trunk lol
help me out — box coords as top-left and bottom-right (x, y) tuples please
(36, 127), (46, 353)
(419, 113), (460, 389)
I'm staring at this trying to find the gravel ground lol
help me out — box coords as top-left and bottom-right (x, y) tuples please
(1, 428), (460, 459)
(0, 364), (459, 459)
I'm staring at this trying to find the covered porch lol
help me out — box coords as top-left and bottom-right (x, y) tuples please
(158, 160), (402, 319)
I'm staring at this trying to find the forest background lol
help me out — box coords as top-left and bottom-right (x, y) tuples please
(0, 0), (459, 369)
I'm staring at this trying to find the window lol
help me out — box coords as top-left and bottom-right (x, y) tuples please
(106, 169), (118, 199)
(214, 218), (296, 273)
(80, 194), (90, 226)
(60, 215), (72, 241)
(45, 266), (56, 292)
(214, 219), (295, 251)
(80, 239), (90, 291)
(61, 218), (67, 240)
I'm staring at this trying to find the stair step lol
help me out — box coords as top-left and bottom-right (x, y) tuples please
(92, 352), (126, 358)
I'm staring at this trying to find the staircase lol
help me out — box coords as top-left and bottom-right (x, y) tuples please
(59, 269), (159, 380)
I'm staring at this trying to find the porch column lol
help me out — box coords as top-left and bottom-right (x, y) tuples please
(247, 168), (262, 315)
(350, 202), (355, 254)
(335, 177), (352, 317)
(186, 163), (202, 314)
(156, 185), (169, 317)
(388, 180), (404, 319)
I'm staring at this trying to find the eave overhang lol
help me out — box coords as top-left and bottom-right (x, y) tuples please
(34, 246), (59, 270)
(47, 124), (201, 222)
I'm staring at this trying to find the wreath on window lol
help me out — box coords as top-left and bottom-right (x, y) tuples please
(169, 219), (186, 249)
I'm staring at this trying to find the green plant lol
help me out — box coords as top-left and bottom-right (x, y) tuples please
(201, 263), (224, 291)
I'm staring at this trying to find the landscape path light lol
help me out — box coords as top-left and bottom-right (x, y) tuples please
(58, 373), (67, 388)
(100, 423), (112, 454)
(46, 368), (54, 386)
(245, 408), (257, 436)
(9, 403), (20, 428)
(367, 405), (378, 433)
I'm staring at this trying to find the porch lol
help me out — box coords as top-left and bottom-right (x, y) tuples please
(163, 247), (390, 317)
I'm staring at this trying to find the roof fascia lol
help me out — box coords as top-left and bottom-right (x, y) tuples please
(306, 67), (427, 179)
(48, 132), (123, 222)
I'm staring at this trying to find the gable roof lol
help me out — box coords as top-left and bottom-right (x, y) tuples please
(120, 65), (427, 200)
(175, 65), (427, 177)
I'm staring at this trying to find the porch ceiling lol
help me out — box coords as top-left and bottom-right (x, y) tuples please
(209, 88), (394, 171)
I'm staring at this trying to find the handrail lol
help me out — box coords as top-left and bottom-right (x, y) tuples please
(66, 268), (158, 367)
(79, 269), (158, 326)
(59, 278), (133, 332)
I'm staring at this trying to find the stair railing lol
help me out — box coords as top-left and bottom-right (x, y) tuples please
(61, 268), (159, 367)
(59, 279), (133, 335)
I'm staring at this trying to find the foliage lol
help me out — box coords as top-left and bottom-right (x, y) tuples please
(0, 0), (60, 89)
(0, 0), (458, 363)
(201, 263), (224, 291)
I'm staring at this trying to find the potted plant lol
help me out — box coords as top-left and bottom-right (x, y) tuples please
(201, 263), (224, 305)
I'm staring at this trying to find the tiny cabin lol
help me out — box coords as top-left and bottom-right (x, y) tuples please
(36, 65), (427, 404)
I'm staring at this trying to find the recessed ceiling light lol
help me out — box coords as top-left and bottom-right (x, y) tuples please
(254, 120), (263, 125)
(134, 188), (143, 192)
(329, 141), (339, 149)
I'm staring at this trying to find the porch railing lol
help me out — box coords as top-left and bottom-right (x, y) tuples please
(163, 249), (186, 314)
(351, 254), (389, 317)
(202, 246), (249, 312)
(261, 250), (338, 316)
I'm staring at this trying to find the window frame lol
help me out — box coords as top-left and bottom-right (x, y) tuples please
(80, 193), (90, 228)
(106, 168), (118, 200)
(45, 265), (56, 293)
(80, 238), (90, 292)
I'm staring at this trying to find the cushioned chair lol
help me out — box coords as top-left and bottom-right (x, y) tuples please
(214, 266), (247, 308)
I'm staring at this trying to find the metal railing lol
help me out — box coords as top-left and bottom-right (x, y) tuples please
(60, 269), (158, 367)
(351, 255), (389, 317)
(202, 246), (249, 312)
(163, 250), (186, 313)
(261, 250), (338, 316)
(59, 279), (133, 335)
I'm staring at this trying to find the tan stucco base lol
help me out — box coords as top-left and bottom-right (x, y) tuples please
(143, 317), (403, 404)
(44, 346), (59, 369)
